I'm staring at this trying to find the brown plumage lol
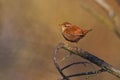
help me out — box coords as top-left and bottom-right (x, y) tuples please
(60, 22), (92, 43)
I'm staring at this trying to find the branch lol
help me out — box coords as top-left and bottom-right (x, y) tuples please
(57, 43), (120, 79)
(54, 43), (106, 80)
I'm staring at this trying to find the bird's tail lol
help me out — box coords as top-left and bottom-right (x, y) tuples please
(83, 29), (92, 34)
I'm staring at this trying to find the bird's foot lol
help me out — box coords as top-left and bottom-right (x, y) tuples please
(71, 46), (79, 51)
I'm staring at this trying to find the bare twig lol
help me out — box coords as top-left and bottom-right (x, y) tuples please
(61, 62), (89, 71)
(66, 69), (105, 78)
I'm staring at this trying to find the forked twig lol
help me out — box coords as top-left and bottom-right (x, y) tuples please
(53, 43), (113, 80)
(61, 43), (120, 78)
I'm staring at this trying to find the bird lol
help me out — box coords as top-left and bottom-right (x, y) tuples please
(60, 22), (92, 44)
(59, 22), (92, 62)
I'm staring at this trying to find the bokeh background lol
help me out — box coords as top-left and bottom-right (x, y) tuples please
(0, 0), (120, 80)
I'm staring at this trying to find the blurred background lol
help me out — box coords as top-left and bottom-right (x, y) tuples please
(0, 0), (120, 80)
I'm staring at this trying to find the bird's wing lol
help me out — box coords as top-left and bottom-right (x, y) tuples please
(65, 26), (83, 36)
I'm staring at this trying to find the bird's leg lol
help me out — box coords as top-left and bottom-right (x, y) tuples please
(71, 42), (79, 51)
(64, 40), (70, 46)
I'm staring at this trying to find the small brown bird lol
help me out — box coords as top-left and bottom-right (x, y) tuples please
(59, 22), (92, 61)
(60, 22), (92, 43)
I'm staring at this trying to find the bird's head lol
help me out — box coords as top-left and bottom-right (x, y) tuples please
(59, 22), (72, 31)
